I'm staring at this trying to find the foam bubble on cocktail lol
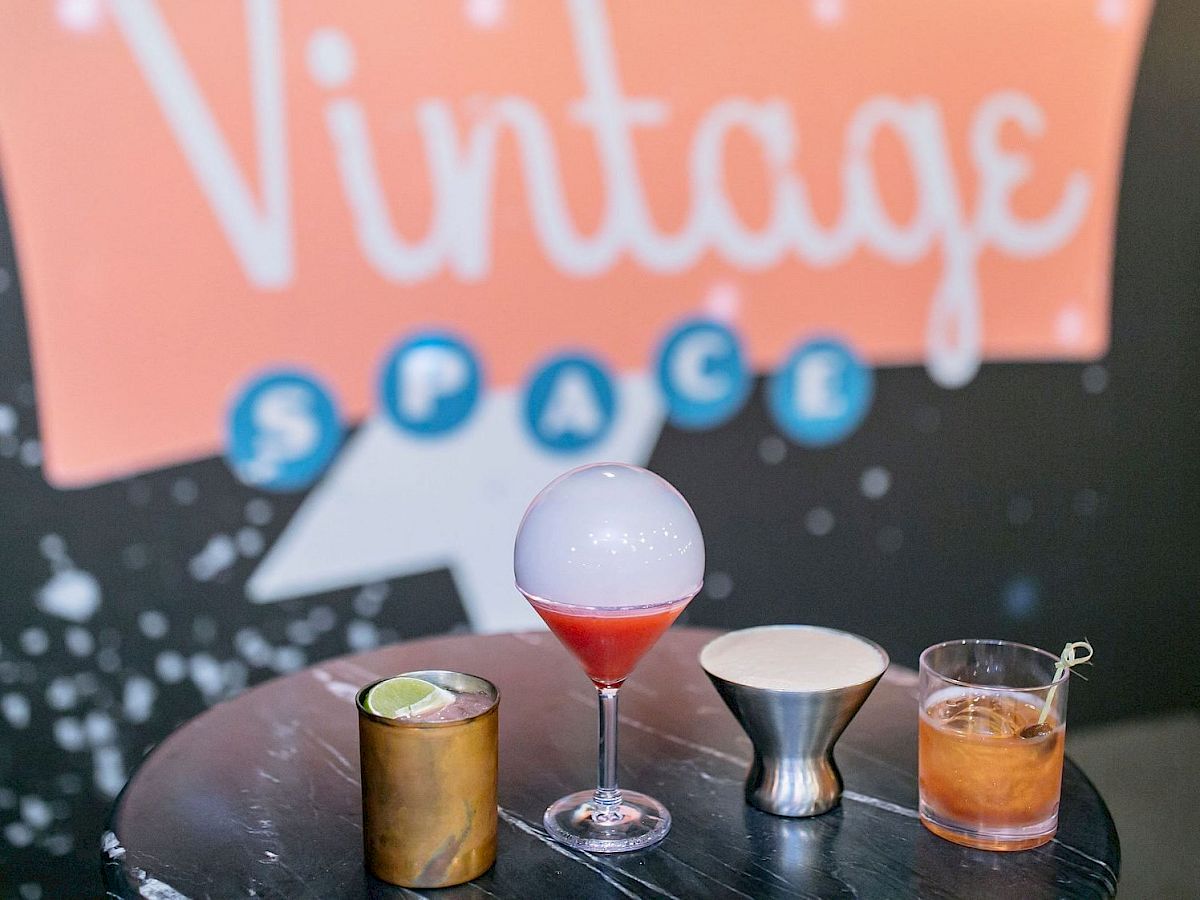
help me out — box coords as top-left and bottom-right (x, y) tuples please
(514, 463), (704, 610)
(700, 625), (888, 692)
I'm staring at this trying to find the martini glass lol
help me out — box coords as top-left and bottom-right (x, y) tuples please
(514, 463), (704, 852)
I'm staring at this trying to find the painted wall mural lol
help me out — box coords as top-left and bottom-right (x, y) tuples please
(4, 2), (1197, 897)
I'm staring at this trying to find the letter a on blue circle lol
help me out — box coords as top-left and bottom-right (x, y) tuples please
(524, 355), (616, 453)
(767, 338), (873, 446)
(227, 369), (342, 491)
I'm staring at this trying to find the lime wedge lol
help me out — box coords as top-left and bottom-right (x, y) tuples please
(366, 676), (454, 719)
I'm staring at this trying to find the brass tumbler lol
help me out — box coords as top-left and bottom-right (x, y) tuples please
(357, 670), (499, 888)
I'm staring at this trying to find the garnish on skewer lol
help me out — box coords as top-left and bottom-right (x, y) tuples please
(1020, 640), (1093, 739)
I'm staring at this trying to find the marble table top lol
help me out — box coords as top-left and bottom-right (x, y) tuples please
(104, 628), (1119, 898)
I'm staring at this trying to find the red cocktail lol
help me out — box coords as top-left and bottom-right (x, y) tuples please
(527, 596), (689, 687)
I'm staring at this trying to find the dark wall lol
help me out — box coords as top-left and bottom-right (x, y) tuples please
(1, 2), (1198, 897)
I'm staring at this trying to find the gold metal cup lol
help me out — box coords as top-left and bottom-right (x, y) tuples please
(357, 670), (499, 888)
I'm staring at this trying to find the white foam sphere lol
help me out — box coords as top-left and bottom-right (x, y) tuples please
(514, 463), (705, 608)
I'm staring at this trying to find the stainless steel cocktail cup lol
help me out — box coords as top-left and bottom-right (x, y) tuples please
(701, 626), (887, 817)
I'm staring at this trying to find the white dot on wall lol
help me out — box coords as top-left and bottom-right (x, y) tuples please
(84, 711), (116, 747)
(43, 836), (72, 859)
(19, 440), (41, 468)
(859, 466), (891, 500)
(308, 605), (336, 632)
(306, 28), (356, 89)
(285, 620), (316, 647)
(811, 0), (844, 26)
(703, 281), (741, 323)
(758, 435), (787, 465)
(244, 498), (273, 526)
(122, 676), (157, 724)
(4, 821), (34, 848)
(1096, 0), (1127, 26)
(45, 677), (77, 712)
(464, 0), (506, 28)
(52, 717), (85, 752)
(19, 881), (45, 900)
(154, 651), (187, 685)
(170, 477), (198, 506)
(234, 629), (273, 668)
(272, 646), (306, 674)
(704, 571), (733, 600)
(222, 660), (248, 695)
(190, 653), (224, 697)
(56, 0), (104, 32)
(37, 568), (102, 623)
(93, 745), (127, 798)
(1, 693), (31, 729)
(96, 647), (121, 674)
(20, 796), (52, 830)
(347, 620), (380, 651)
(1055, 306), (1086, 347)
(19, 629), (49, 657)
(64, 626), (95, 658)
(876, 526), (904, 554)
(353, 584), (388, 617)
(1082, 364), (1109, 394)
(804, 507), (835, 537)
(236, 527), (264, 558)
(38, 534), (66, 562)
(0, 404), (16, 436)
(137, 610), (169, 640)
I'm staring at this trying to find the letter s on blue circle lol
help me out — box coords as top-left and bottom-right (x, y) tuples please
(226, 369), (342, 491)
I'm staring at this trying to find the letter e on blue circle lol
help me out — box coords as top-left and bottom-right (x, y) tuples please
(227, 370), (342, 491)
(379, 333), (481, 436)
(657, 318), (750, 430)
(524, 355), (616, 453)
(767, 338), (873, 446)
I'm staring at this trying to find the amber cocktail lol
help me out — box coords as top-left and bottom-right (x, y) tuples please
(918, 640), (1069, 851)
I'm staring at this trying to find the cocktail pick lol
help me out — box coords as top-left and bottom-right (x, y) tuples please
(1035, 640), (1093, 726)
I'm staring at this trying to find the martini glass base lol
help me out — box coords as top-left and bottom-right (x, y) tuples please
(543, 790), (671, 853)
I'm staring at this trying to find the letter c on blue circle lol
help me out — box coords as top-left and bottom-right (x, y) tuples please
(656, 318), (750, 430)
(379, 332), (482, 436)
(767, 338), (873, 446)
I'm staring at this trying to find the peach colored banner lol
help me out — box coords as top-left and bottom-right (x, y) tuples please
(0, 1), (1150, 487)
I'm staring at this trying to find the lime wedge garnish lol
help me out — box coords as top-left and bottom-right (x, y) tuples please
(366, 676), (454, 719)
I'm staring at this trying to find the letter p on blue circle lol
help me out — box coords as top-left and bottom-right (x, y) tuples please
(380, 333), (482, 436)
(768, 338), (873, 446)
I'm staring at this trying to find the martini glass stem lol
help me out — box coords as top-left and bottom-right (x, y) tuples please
(593, 686), (623, 822)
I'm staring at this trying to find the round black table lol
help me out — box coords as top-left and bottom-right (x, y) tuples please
(104, 628), (1119, 898)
